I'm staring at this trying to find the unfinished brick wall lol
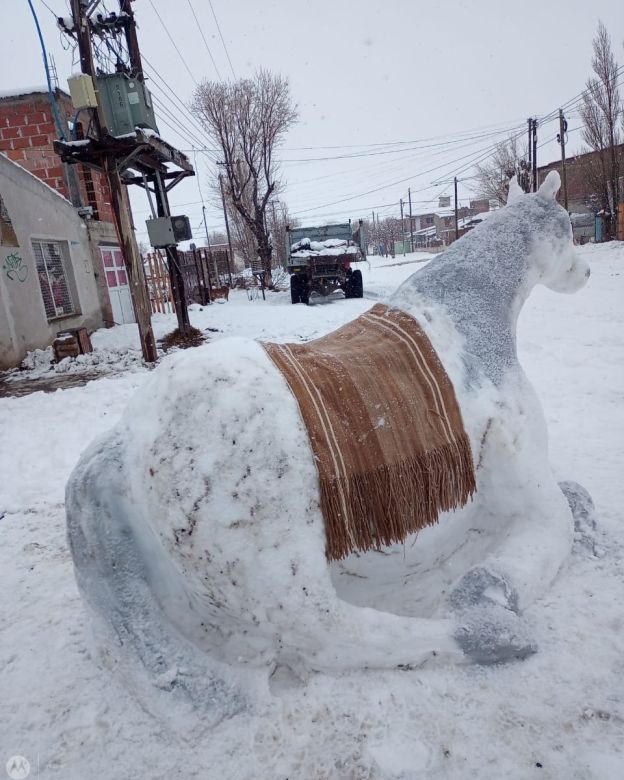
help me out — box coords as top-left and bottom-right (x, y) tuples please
(0, 90), (114, 223)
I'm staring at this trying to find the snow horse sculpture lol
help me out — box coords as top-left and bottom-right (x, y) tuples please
(66, 171), (590, 702)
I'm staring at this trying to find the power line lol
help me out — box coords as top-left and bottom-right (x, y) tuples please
(290, 128), (528, 216)
(207, 0), (236, 78)
(283, 125), (525, 163)
(186, 0), (222, 80)
(37, 0), (59, 17)
(140, 54), (220, 161)
(280, 119), (531, 152)
(177, 124), (525, 163)
(147, 0), (198, 84)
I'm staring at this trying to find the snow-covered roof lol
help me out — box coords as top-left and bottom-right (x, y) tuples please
(0, 151), (72, 206)
(0, 86), (70, 101)
(413, 226), (437, 237)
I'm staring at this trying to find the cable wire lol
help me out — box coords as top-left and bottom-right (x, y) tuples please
(27, 0), (66, 140)
(186, 0), (222, 80)
(207, 0), (235, 78)
(147, 0), (198, 84)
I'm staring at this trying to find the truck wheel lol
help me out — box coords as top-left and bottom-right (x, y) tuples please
(300, 279), (310, 305)
(352, 269), (363, 298)
(290, 275), (301, 304)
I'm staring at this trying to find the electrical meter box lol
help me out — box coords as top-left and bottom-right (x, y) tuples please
(146, 215), (192, 248)
(96, 73), (159, 138)
(67, 74), (98, 110)
(171, 215), (192, 241)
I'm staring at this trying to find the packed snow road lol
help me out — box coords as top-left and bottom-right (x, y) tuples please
(0, 245), (622, 779)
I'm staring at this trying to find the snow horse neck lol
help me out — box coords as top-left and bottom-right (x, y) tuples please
(390, 170), (587, 386)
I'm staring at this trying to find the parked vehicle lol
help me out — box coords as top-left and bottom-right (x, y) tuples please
(286, 221), (366, 304)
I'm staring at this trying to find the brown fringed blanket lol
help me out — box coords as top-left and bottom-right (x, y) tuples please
(262, 303), (476, 561)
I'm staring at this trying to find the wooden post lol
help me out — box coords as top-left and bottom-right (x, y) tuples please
(527, 118), (532, 191)
(202, 248), (213, 302)
(454, 177), (459, 242)
(408, 187), (414, 253)
(400, 198), (406, 256)
(105, 158), (157, 361)
(219, 174), (234, 286)
(558, 109), (569, 212)
(532, 119), (538, 193)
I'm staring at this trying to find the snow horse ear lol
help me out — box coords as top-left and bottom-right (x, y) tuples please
(506, 176), (524, 205)
(537, 170), (561, 201)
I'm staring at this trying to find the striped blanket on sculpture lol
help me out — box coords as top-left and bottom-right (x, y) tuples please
(263, 303), (476, 561)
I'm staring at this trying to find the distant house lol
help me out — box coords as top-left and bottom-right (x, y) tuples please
(0, 152), (111, 369)
(406, 204), (478, 246)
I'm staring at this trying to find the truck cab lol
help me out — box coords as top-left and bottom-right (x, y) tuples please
(286, 220), (365, 304)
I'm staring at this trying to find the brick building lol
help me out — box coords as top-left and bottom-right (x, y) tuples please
(537, 143), (624, 216)
(0, 88), (136, 335)
(0, 87), (113, 222)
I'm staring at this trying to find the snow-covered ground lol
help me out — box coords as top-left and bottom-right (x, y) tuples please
(1, 245), (622, 779)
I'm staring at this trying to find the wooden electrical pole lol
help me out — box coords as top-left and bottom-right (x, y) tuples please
(69, 0), (157, 362)
(558, 109), (569, 211)
(532, 119), (538, 193)
(400, 198), (406, 256)
(454, 176), (459, 241)
(153, 174), (191, 333)
(218, 173), (234, 286)
(119, 0), (191, 335)
(408, 187), (414, 253)
(527, 118), (532, 190)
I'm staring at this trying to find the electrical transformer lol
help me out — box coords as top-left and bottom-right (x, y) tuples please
(96, 73), (159, 138)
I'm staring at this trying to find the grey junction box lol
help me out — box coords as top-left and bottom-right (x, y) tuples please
(146, 216), (192, 248)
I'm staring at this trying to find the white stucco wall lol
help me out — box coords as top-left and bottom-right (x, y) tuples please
(0, 153), (106, 369)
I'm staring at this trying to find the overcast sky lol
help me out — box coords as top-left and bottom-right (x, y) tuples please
(1, 0), (623, 243)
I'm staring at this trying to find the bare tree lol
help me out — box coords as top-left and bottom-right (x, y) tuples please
(192, 70), (298, 284)
(368, 216), (403, 256)
(475, 135), (528, 205)
(580, 21), (622, 218)
(268, 203), (298, 269)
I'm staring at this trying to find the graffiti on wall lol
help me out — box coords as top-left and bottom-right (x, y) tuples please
(3, 252), (28, 283)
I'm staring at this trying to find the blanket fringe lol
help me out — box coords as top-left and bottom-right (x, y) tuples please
(321, 432), (476, 561)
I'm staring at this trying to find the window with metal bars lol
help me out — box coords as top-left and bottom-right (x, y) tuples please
(32, 240), (76, 320)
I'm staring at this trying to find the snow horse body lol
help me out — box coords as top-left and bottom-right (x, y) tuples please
(66, 172), (590, 702)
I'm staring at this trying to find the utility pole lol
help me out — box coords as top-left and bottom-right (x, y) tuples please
(532, 119), (538, 193)
(557, 109), (569, 211)
(527, 118), (532, 190)
(408, 187), (414, 253)
(454, 176), (459, 242)
(119, 0), (190, 336)
(201, 204), (215, 298)
(218, 173), (234, 287)
(153, 174), (191, 333)
(68, 0), (157, 362)
(400, 198), (406, 256)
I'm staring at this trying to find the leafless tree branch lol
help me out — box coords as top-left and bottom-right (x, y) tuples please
(192, 70), (298, 283)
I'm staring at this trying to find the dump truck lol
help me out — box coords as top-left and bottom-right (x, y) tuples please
(285, 220), (366, 304)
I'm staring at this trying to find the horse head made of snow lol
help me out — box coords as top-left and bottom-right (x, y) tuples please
(66, 170), (590, 704)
